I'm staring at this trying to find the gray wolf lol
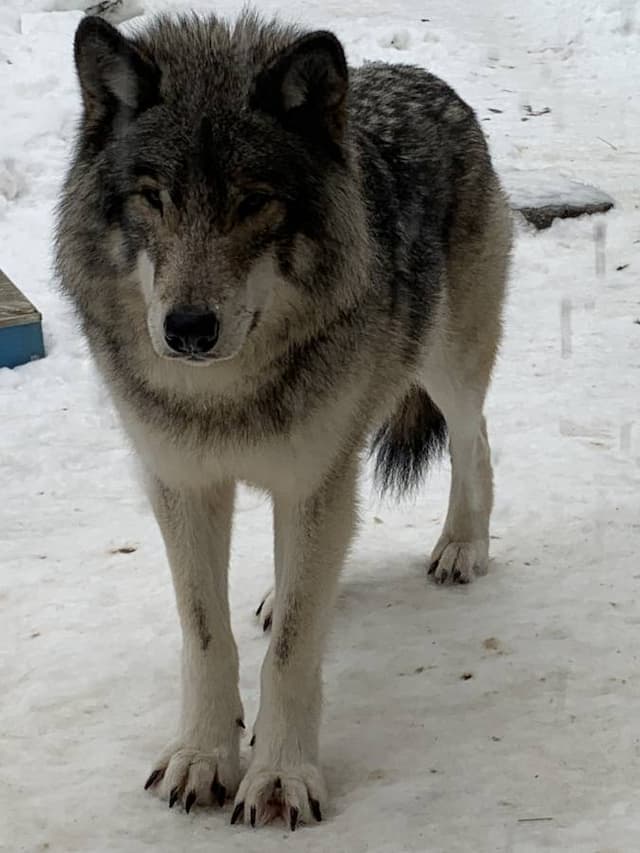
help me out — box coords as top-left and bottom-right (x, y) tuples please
(55, 10), (511, 830)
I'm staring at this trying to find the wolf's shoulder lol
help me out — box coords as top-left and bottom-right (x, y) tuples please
(349, 62), (478, 147)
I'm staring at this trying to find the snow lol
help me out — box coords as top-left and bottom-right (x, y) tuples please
(1, 0), (639, 851)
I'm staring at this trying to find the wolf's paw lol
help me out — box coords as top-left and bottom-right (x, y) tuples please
(255, 588), (274, 632)
(428, 536), (489, 584)
(230, 762), (326, 830)
(144, 738), (241, 813)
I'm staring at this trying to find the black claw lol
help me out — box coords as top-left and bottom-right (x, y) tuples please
(249, 734), (256, 747)
(263, 614), (272, 632)
(230, 802), (244, 825)
(309, 797), (322, 822)
(459, 575), (470, 585)
(274, 777), (282, 791)
(428, 560), (438, 576)
(212, 778), (226, 808)
(250, 805), (256, 828)
(169, 787), (180, 809)
(290, 806), (299, 832)
(185, 790), (197, 814)
(255, 600), (265, 617)
(236, 717), (245, 729)
(144, 768), (163, 790)
(439, 571), (448, 584)
(452, 570), (461, 582)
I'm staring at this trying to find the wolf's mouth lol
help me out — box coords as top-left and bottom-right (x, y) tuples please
(163, 351), (215, 365)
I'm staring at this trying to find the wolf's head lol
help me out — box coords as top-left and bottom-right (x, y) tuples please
(57, 13), (359, 367)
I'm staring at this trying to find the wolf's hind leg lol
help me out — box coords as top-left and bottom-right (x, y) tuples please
(426, 392), (494, 584)
(418, 302), (500, 583)
(420, 189), (509, 583)
(419, 318), (499, 583)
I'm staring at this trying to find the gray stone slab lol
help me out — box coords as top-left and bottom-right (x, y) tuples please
(502, 170), (614, 230)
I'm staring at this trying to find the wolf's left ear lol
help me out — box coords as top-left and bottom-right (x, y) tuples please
(74, 16), (160, 119)
(252, 31), (348, 147)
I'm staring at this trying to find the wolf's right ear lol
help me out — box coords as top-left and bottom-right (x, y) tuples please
(74, 16), (160, 120)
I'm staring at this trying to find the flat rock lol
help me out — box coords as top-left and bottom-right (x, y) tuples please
(28, 1), (144, 26)
(501, 169), (614, 229)
(84, 0), (144, 25)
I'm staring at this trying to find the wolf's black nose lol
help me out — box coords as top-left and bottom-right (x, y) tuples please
(164, 306), (219, 355)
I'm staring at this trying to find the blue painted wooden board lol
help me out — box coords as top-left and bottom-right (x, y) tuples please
(0, 268), (45, 369)
(0, 321), (46, 369)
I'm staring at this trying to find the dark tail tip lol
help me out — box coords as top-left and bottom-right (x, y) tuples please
(371, 386), (447, 497)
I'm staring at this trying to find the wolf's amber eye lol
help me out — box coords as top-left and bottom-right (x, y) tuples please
(237, 193), (272, 220)
(139, 188), (163, 213)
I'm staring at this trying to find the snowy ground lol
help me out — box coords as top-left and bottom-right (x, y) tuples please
(1, 1), (639, 851)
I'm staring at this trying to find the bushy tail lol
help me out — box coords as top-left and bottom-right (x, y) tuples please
(371, 386), (447, 496)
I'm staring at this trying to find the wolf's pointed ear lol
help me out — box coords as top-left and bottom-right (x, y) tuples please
(252, 32), (348, 147)
(74, 16), (160, 119)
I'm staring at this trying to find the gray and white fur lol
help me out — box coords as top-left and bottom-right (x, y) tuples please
(55, 10), (512, 830)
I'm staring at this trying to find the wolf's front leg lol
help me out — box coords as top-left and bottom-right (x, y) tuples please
(144, 478), (243, 812)
(233, 459), (358, 829)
